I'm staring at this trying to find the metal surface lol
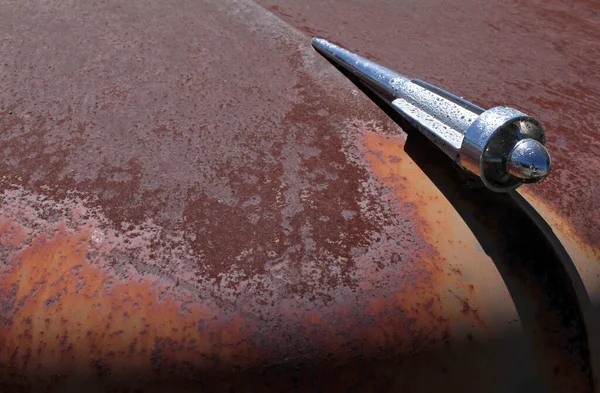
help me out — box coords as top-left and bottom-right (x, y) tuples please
(312, 38), (551, 192)
(0, 0), (599, 392)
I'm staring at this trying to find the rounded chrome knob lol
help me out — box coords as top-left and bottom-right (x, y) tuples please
(507, 138), (551, 181)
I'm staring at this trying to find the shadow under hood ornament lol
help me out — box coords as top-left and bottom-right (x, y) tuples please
(312, 38), (551, 192)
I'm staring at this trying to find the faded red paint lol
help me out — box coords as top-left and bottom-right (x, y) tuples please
(0, 0), (597, 391)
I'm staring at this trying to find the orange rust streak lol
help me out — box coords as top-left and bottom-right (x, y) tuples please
(0, 228), (254, 377)
(361, 132), (463, 253)
(359, 130), (516, 330)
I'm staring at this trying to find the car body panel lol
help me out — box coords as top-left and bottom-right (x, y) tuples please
(0, 0), (598, 391)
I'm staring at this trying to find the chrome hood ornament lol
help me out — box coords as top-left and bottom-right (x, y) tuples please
(312, 38), (551, 192)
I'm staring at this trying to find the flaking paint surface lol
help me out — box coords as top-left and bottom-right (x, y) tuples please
(0, 0), (592, 390)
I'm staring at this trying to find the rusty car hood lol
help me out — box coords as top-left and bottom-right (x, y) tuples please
(1, 0), (599, 391)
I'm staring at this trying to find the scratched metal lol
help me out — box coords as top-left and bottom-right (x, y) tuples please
(0, 0), (597, 392)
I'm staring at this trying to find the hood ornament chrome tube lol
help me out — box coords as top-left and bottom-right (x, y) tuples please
(312, 38), (551, 192)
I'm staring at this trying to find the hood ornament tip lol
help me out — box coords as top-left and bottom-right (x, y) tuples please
(311, 37), (551, 193)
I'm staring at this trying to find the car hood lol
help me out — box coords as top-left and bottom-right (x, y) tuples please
(0, 0), (599, 391)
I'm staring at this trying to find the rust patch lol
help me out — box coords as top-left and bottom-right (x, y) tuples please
(0, 225), (257, 388)
(0, 169), (500, 390)
(358, 130), (496, 326)
(361, 131), (469, 257)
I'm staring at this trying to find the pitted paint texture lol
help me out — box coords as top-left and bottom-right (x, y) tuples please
(0, 122), (510, 388)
